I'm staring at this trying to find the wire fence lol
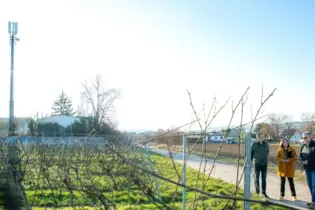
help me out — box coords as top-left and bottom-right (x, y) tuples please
(0, 132), (302, 210)
(0, 87), (307, 210)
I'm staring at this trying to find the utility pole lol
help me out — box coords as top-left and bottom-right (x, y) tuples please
(8, 21), (20, 136)
(244, 133), (252, 210)
(5, 22), (25, 210)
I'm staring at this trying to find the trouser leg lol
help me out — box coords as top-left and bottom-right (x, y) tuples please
(311, 171), (315, 203)
(306, 169), (312, 194)
(280, 177), (285, 197)
(261, 165), (267, 194)
(288, 177), (296, 197)
(254, 165), (261, 194)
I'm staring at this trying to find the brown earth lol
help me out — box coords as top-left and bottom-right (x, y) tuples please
(150, 135), (304, 169)
(150, 135), (302, 158)
(188, 143), (304, 170)
(152, 138), (303, 170)
(189, 143), (301, 158)
(153, 139), (302, 158)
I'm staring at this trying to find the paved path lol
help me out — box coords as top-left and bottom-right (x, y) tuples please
(150, 148), (310, 209)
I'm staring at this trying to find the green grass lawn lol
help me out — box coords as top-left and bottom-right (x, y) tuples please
(1, 145), (286, 209)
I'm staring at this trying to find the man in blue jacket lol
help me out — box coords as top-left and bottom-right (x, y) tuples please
(300, 131), (315, 208)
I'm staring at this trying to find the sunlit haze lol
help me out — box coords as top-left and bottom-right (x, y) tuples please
(0, 0), (314, 131)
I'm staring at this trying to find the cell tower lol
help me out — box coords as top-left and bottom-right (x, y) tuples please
(8, 22), (20, 136)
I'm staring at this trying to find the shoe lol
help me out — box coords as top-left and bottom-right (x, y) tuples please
(262, 193), (270, 199)
(292, 196), (297, 201)
(279, 196), (284, 201)
(309, 203), (315, 209)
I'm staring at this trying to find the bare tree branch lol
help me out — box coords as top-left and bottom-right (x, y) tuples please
(81, 74), (121, 131)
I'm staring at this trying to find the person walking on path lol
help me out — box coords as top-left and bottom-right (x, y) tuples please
(276, 138), (298, 201)
(251, 132), (270, 199)
(300, 131), (315, 209)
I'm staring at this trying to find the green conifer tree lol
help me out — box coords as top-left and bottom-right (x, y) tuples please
(51, 91), (75, 116)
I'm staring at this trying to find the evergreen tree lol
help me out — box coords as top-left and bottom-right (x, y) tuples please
(51, 91), (75, 116)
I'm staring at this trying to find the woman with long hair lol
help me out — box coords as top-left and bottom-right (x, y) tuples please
(277, 138), (298, 201)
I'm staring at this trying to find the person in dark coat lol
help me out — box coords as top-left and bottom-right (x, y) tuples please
(300, 131), (315, 208)
(251, 132), (269, 199)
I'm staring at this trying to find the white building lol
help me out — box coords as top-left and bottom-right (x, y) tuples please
(37, 115), (80, 128)
(17, 118), (31, 135)
(289, 131), (302, 143)
(0, 117), (32, 135)
(205, 132), (223, 142)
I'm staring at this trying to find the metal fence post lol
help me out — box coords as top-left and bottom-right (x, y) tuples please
(244, 133), (252, 210)
(145, 145), (162, 201)
(182, 135), (187, 210)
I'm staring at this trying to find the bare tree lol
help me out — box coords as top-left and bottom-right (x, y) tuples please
(300, 112), (315, 133)
(268, 113), (291, 140)
(254, 122), (273, 139)
(283, 116), (295, 139)
(81, 74), (121, 131)
(77, 93), (88, 117)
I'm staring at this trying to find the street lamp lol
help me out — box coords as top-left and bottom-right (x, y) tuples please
(8, 22), (20, 136)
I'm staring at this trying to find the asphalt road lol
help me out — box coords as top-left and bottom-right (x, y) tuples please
(150, 148), (310, 210)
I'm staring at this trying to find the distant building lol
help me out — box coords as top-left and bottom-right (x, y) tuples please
(37, 115), (80, 128)
(225, 129), (246, 142)
(17, 118), (32, 135)
(205, 132), (223, 142)
(36, 115), (82, 137)
(0, 117), (33, 135)
(289, 131), (302, 143)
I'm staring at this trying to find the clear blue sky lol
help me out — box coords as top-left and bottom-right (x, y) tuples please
(0, 0), (314, 131)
